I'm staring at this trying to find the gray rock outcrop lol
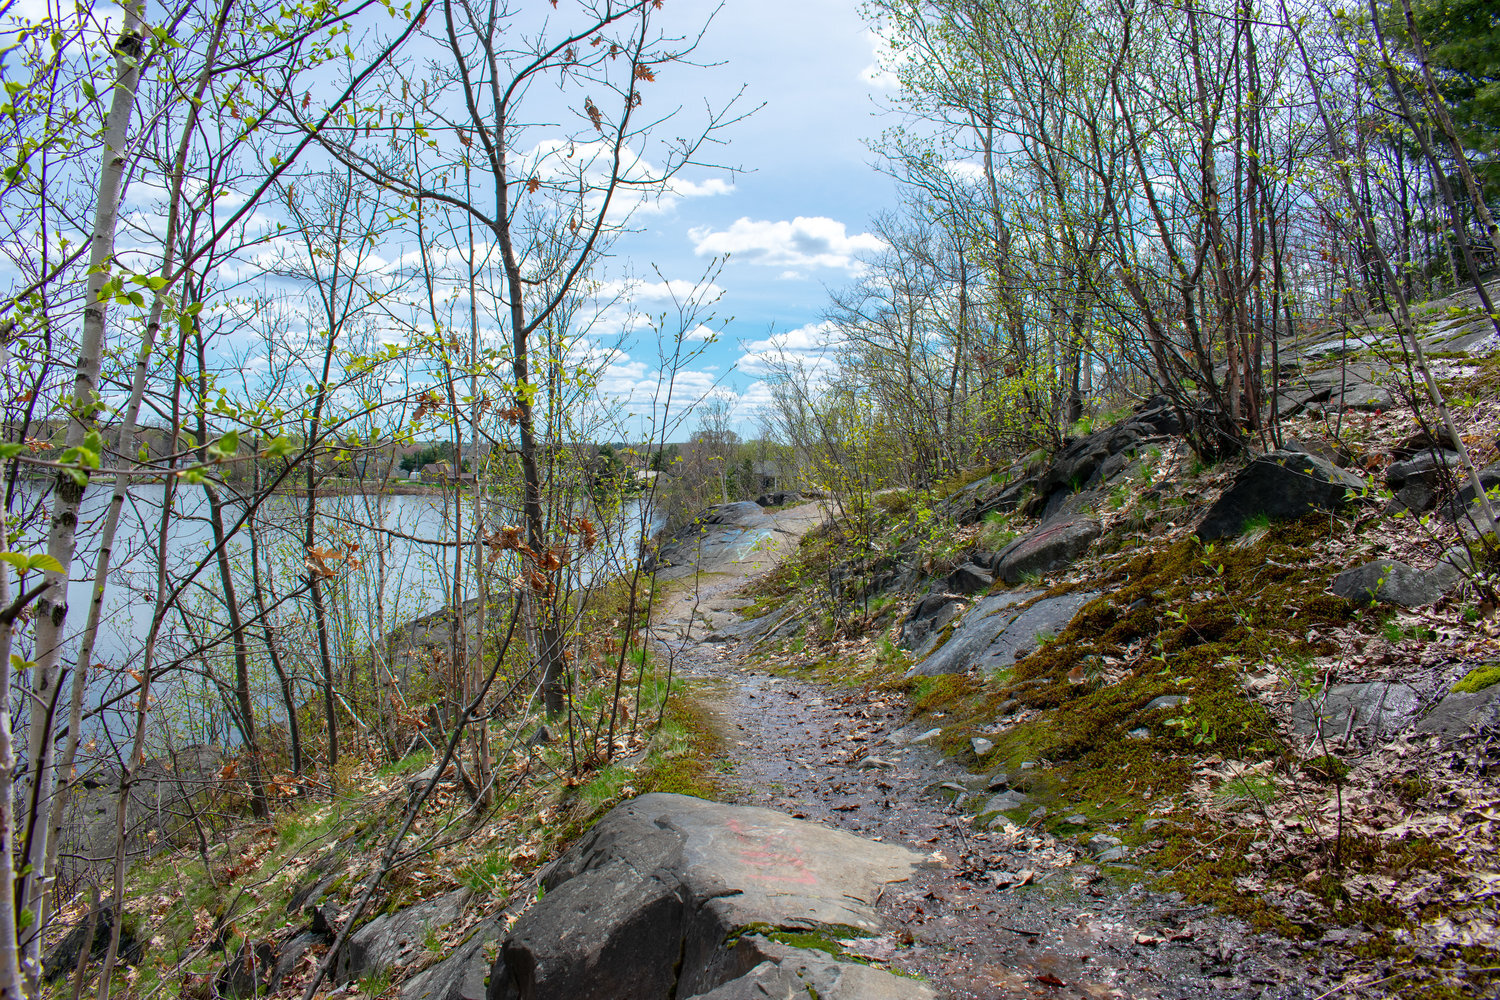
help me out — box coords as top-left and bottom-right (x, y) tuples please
(1415, 675), (1500, 739)
(906, 590), (1097, 678)
(994, 516), (1101, 585)
(1386, 450), (1461, 514)
(1196, 451), (1365, 541)
(1332, 550), (1470, 608)
(645, 503), (776, 580)
(337, 888), (472, 983)
(1291, 683), (1420, 739)
(487, 793), (930, 1000)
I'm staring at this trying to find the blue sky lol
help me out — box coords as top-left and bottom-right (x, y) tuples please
(1, 0), (902, 439)
(593, 0), (901, 432)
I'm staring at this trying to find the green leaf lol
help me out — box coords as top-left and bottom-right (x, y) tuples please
(27, 554), (63, 573)
(0, 553), (25, 573)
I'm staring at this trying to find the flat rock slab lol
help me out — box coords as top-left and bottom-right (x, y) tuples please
(1197, 451), (1364, 541)
(339, 888), (472, 982)
(907, 591), (1098, 678)
(995, 515), (1101, 585)
(1415, 680), (1500, 739)
(646, 503), (776, 580)
(685, 941), (933, 1000)
(489, 793), (927, 1000)
(1332, 551), (1469, 608)
(404, 919), (502, 1000)
(1291, 683), (1420, 739)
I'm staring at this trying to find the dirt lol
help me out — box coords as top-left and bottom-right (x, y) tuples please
(650, 502), (1336, 1000)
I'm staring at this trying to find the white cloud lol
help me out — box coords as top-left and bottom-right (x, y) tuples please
(689, 217), (883, 273)
(738, 320), (841, 377)
(860, 28), (902, 89)
(593, 278), (724, 303)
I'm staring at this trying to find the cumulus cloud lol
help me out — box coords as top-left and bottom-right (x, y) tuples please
(689, 217), (883, 273)
(738, 320), (841, 377)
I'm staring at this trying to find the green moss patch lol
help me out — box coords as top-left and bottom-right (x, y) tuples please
(1451, 663), (1500, 694)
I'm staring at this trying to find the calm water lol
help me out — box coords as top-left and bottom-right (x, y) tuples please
(11, 480), (656, 744)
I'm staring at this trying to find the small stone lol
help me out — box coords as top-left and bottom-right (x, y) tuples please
(970, 737), (994, 757)
(1096, 847), (1130, 863)
(907, 728), (943, 745)
(1127, 727), (1150, 740)
(1142, 695), (1188, 713)
(1019, 761), (1036, 770)
(1027, 806), (1048, 821)
(1142, 818), (1168, 832)
(1062, 814), (1087, 825)
(857, 756), (897, 770)
(996, 699), (1021, 716)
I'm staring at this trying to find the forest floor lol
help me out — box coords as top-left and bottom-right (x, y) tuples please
(649, 503), (1331, 1000)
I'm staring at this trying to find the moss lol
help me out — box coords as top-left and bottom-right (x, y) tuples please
(1451, 663), (1500, 694)
(1303, 754), (1350, 782)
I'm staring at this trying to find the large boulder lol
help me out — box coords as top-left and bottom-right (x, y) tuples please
(1196, 451), (1365, 541)
(1332, 550), (1469, 608)
(488, 794), (930, 1000)
(994, 515), (1100, 584)
(907, 590), (1098, 678)
(644, 503), (776, 579)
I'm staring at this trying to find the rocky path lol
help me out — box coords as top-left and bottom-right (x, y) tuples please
(651, 505), (1329, 1000)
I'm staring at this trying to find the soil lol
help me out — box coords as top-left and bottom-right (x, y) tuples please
(651, 502), (1334, 1000)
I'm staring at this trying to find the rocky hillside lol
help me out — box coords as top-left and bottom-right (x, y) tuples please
(724, 285), (1500, 998)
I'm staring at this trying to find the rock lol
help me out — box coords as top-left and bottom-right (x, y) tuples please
(944, 562), (993, 595)
(42, 902), (144, 983)
(1285, 437), (1352, 468)
(686, 940), (933, 1000)
(272, 931), (331, 994)
(217, 941), (278, 999)
(995, 516), (1100, 584)
(403, 920), (503, 1000)
(979, 790), (1030, 816)
(898, 595), (961, 652)
(1393, 427), (1462, 459)
(905, 728), (942, 745)
(337, 889), (471, 982)
(1084, 833), (1128, 862)
(1141, 695), (1189, 713)
(644, 503), (776, 580)
(1332, 552), (1470, 608)
(753, 492), (801, 508)
(1027, 806), (1048, 822)
(970, 737), (994, 757)
(907, 590), (1099, 678)
(1196, 451), (1365, 541)
(1415, 679), (1500, 739)
(488, 793), (928, 1000)
(1062, 814), (1087, 825)
(1439, 461), (1500, 524)
(1386, 450), (1462, 513)
(1291, 683), (1420, 738)
(1127, 727), (1150, 740)
(856, 756), (898, 770)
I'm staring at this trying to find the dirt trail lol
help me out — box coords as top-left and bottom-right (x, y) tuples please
(650, 503), (1328, 1000)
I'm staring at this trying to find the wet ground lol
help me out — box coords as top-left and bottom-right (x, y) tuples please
(648, 507), (1334, 1000)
